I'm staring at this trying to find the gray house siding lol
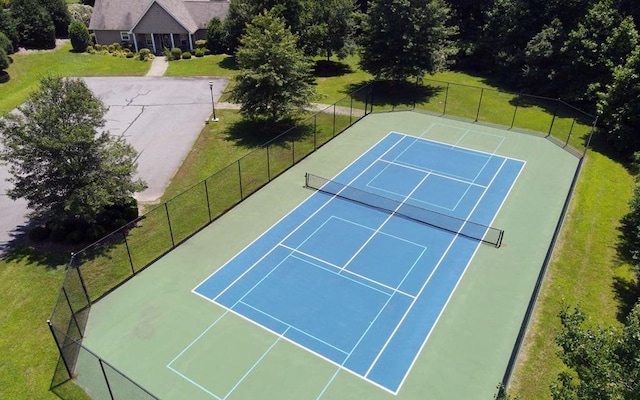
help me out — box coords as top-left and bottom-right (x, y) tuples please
(94, 30), (126, 46)
(134, 3), (187, 34)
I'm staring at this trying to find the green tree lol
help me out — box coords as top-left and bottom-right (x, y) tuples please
(0, 32), (13, 55)
(598, 46), (640, 156)
(299, 0), (357, 60)
(0, 8), (19, 52)
(359, 0), (458, 80)
(0, 76), (146, 224)
(223, 0), (312, 53)
(39, 0), (70, 37)
(230, 10), (316, 122)
(68, 20), (89, 52)
(11, 0), (55, 49)
(559, 0), (638, 102)
(206, 16), (226, 54)
(550, 304), (640, 399)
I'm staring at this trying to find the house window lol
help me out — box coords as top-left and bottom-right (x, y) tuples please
(145, 34), (153, 46)
(180, 34), (188, 48)
(120, 32), (130, 41)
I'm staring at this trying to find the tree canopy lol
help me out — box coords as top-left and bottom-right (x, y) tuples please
(0, 76), (146, 224)
(359, 0), (458, 80)
(229, 10), (316, 122)
(550, 304), (640, 399)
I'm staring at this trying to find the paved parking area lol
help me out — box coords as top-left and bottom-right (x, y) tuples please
(0, 76), (227, 249)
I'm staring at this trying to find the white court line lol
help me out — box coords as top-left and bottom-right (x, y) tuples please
(238, 300), (350, 354)
(364, 156), (509, 388)
(281, 245), (417, 299)
(376, 159), (488, 189)
(338, 172), (431, 274)
(395, 159), (526, 392)
(192, 132), (408, 303)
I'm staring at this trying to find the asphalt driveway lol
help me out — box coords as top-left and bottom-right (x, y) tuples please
(0, 76), (227, 249)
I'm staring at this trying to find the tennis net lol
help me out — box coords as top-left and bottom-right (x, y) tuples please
(304, 173), (504, 247)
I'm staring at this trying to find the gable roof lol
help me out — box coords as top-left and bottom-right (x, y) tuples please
(89, 0), (229, 33)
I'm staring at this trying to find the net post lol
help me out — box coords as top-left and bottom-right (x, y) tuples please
(304, 173), (309, 188)
(496, 230), (504, 248)
(547, 99), (559, 137)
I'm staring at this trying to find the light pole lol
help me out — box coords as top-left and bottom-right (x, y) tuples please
(208, 81), (219, 122)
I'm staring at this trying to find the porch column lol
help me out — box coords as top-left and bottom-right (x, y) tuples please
(150, 33), (157, 54)
(132, 32), (138, 52)
(188, 33), (194, 51)
(170, 34), (175, 49)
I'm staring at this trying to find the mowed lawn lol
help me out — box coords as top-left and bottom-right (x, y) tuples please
(0, 42), (150, 114)
(0, 44), (635, 400)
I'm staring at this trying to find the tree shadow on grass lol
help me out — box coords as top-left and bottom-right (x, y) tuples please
(345, 79), (442, 108)
(612, 275), (639, 323)
(223, 116), (314, 149)
(218, 55), (238, 71)
(313, 60), (353, 77)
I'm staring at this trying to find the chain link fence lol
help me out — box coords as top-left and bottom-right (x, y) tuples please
(48, 79), (595, 399)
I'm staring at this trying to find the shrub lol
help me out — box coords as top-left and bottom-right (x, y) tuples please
(94, 43), (103, 51)
(139, 48), (151, 60)
(0, 48), (8, 71)
(195, 48), (204, 57)
(0, 32), (13, 55)
(171, 47), (182, 60)
(206, 16), (226, 54)
(107, 44), (115, 53)
(125, 51), (134, 58)
(111, 42), (122, 51)
(86, 45), (95, 54)
(182, 51), (192, 59)
(69, 20), (90, 52)
(204, 48), (211, 55)
(195, 39), (206, 49)
(28, 226), (51, 242)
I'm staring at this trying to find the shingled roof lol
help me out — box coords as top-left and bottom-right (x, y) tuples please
(89, 0), (229, 33)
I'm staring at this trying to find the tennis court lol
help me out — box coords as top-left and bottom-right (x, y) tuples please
(79, 111), (579, 400)
(169, 130), (524, 397)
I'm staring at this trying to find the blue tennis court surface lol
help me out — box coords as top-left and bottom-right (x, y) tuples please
(193, 132), (525, 394)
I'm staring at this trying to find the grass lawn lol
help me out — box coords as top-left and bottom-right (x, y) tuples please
(508, 143), (637, 398)
(0, 247), (91, 400)
(0, 43), (150, 114)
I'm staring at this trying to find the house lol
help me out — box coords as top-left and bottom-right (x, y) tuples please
(89, 0), (229, 54)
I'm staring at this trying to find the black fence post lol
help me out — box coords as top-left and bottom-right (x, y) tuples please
(313, 115), (317, 150)
(237, 160), (243, 200)
(164, 203), (175, 248)
(443, 82), (450, 115)
(332, 104), (336, 137)
(547, 100), (559, 137)
(475, 88), (484, 122)
(98, 359), (116, 400)
(349, 96), (353, 125)
(123, 231), (135, 275)
(565, 118), (576, 147)
(292, 140), (296, 164)
(47, 322), (74, 378)
(62, 287), (84, 339)
(266, 145), (271, 181)
(72, 254), (91, 307)
(510, 95), (520, 129)
(204, 179), (212, 222)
